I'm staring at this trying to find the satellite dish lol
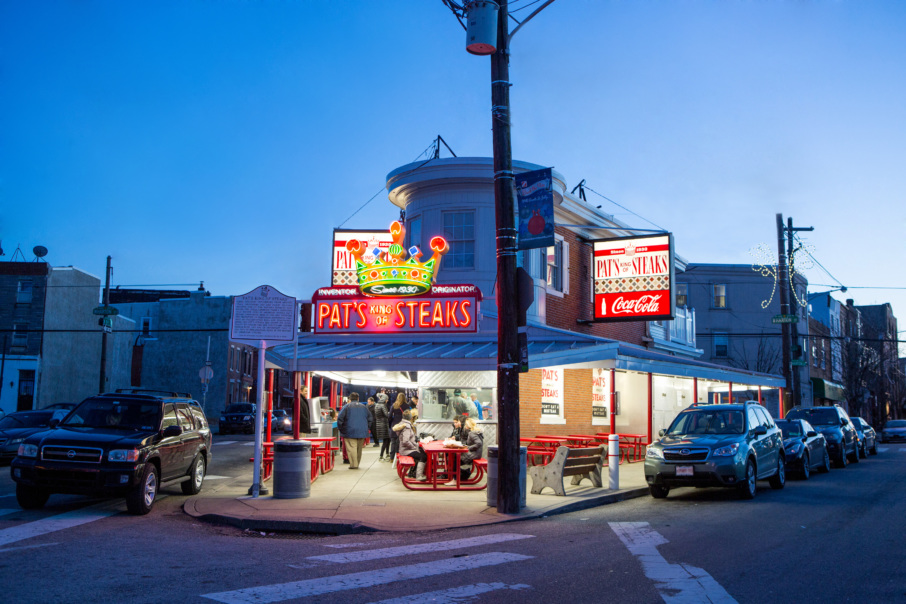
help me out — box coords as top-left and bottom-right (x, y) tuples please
(33, 246), (48, 258)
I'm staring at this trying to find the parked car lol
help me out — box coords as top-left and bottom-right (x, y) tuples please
(785, 405), (858, 468)
(850, 417), (877, 457)
(11, 392), (211, 515)
(0, 410), (69, 462)
(219, 403), (257, 435)
(775, 418), (830, 479)
(42, 402), (78, 412)
(271, 409), (292, 434)
(645, 401), (785, 500)
(880, 419), (906, 444)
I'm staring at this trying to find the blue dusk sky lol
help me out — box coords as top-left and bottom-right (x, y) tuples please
(2, 1), (905, 343)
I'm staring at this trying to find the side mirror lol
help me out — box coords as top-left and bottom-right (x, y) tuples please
(658, 429), (666, 437)
(49, 418), (60, 428)
(806, 431), (817, 438)
(754, 425), (768, 436)
(842, 419), (849, 427)
(162, 425), (183, 438)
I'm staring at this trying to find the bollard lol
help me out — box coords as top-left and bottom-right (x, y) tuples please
(273, 440), (311, 499)
(487, 446), (528, 509)
(608, 434), (619, 490)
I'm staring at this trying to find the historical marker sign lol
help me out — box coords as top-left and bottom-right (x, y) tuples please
(230, 285), (297, 344)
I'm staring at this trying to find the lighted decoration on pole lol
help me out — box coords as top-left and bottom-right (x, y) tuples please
(788, 241), (815, 308)
(750, 243), (779, 309)
(345, 221), (449, 297)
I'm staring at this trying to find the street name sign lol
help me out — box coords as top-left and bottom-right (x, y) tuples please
(772, 314), (799, 324)
(93, 306), (119, 316)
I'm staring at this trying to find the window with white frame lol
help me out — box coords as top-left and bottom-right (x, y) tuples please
(443, 211), (475, 269)
(676, 283), (688, 307)
(17, 280), (34, 304)
(546, 239), (564, 293)
(712, 284), (727, 308)
(141, 317), (154, 339)
(12, 323), (28, 348)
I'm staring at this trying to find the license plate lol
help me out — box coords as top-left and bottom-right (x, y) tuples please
(675, 465), (694, 477)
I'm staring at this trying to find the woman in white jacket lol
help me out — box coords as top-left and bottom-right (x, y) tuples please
(393, 410), (428, 481)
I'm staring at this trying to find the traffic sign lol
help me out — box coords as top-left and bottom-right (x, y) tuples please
(772, 314), (799, 324)
(791, 359), (808, 366)
(101, 317), (113, 328)
(93, 306), (119, 316)
(199, 366), (214, 383)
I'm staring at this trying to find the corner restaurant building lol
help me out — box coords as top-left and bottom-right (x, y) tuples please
(267, 158), (784, 445)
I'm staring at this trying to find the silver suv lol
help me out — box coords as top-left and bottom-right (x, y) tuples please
(645, 401), (786, 499)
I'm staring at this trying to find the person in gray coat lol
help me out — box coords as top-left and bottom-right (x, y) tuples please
(337, 392), (371, 469)
(460, 417), (484, 480)
(374, 396), (391, 461)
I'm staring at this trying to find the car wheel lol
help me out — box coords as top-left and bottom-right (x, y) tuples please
(859, 442), (867, 459)
(649, 484), (669, 499)
(819, 449), (831, 473)
(870, 441), (878, 455)
(800, 452), (810, 480)
(769, 456), (786, 489)
(181, 455), (206, 495)
(738, 459), (757, 500)
(126, 463), (158, 515)
(849, 444), (860, 463)
(836, 447), (848, 468)
(16, 484), (49, 510)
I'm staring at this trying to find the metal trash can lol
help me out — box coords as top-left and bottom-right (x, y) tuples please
(273, 440), (311, 499)
(486, 445), (527, 508)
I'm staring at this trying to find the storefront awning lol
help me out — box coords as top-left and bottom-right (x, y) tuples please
(266, 314), (784, 388)
(811, 377), (846, 401)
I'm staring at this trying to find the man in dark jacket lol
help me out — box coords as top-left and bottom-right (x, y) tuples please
(337, 392), (371, 469)
(366, 397), (378, 447)
(299, 386), (312, 435)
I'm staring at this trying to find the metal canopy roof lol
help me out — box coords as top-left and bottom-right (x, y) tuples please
(266, 316), (784, 388)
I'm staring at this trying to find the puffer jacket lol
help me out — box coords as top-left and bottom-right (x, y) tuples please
(393, 419), (419, 456)
(374, 402), (390, 441)
(461, 428), (484, 464)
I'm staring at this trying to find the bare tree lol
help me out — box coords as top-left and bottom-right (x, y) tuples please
(727, 334), (782, 375)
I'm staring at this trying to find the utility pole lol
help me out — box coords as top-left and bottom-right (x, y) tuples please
(491, 0), (521, 515)
(785, 217), (814, 409)
(98, 255), (112, 393)
(776, 214), (792, 413)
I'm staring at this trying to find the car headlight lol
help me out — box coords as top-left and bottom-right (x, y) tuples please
(713, 443), (740, 457)
(825, 433), (843, 443)
(9, 437), (25, 445)
(220, 416), (226, 422)
(646, 447), (664, 460)
(108, 449), (140, 462)
(242, 415), (251, 421)
(785, 443), (802, 455)
(18, 444), (38, 458)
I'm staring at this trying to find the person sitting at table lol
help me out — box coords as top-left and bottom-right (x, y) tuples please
(449, 417), (464, 441)
(394, 410), (427, 481)
(459, 417), (484, 481)
(388, 393), (410, 468)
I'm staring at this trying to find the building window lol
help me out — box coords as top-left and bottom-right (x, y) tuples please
(12, 323), (28, 348)
(714, 332), (728, 358)
(712, 284), (727, 308)
(408, 216), (422, 252)
(17, 280), (34, 304)
(676, 283), (688, 307)
(141, 317), (154, 338)
(443, 211), (475, 269)
(546, 239), (566, 293)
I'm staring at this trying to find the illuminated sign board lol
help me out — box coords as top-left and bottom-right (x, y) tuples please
(592, 233), (675, 322)
(312, 284), (481, 334)
(332, 229), (394, 286)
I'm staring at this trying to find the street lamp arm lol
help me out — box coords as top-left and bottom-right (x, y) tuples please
(508, 0), (558, 42)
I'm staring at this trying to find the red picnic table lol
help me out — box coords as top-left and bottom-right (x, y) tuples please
(397, 440), (487, 491)
(565, 434), (601, 447)
(595, 432), (646, 463)
(300, 437), (338, 476)
(520, 436), (570, 465)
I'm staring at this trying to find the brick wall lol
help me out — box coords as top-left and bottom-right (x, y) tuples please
(519, 367), (603, 437)
(544, 228), (647, 345)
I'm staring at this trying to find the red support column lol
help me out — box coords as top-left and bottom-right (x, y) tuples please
(610, 369), (616, 435)
(728, 382), (733, 405)
(758, 386), (762, 405)
(778, 388), (785, 418)
(265, 369), (273, 443)
(646, 372), (654, 442)
(292, 371), (301, 440)
(693, 377), (698, 404)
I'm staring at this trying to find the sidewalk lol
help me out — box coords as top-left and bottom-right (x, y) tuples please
(185, 444), (650, 534)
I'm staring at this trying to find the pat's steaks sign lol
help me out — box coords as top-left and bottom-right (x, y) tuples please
(592, 233), (675, 322)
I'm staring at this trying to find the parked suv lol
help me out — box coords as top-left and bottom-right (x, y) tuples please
(219, 403), (257, 435)
(785, 404), (858, 468)
(645, 401), (786, 500)
(11, 392), (211, 515)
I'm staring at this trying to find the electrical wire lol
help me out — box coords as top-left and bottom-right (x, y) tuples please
(793, 234), (846, 288)
(582, 185), (667, 232)
(510, 0), (546, 13)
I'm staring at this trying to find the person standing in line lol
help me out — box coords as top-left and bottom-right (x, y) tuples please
(451, 389), (471, 421)
(337, 392), (370, 469)
(366, 396), (378, 447)
(299, 386), (312, 435)
(469, 393), (484, 420)
(388, 392), (410, 467)
(374, 395), (391, 461)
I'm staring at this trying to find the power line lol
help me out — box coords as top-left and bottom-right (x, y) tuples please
(582, 185), (666, 232)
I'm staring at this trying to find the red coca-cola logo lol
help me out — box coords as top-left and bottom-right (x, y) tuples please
(611, 294), (662, 315)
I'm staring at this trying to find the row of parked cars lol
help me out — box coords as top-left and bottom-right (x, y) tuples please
(4, 390), (212, 515)
(644, 400), (887, 500)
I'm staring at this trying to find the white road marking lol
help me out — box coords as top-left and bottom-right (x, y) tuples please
(214, 441), (237, 446)
(366, 582), (532, 604)
(201, 552), (533, 604)
(203, 475), (232, 480)
(877, 447), (889, 453)
(307, 533), (534, 564)
(241, 442), (256, 446)
(0, 542), (60, 553)
(0, 507), (119, 548)
(0, 509), (19, 518)
(610, 522), (737, 604)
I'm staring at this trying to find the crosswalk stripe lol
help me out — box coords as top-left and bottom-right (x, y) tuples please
(366, 581), (532, 604)
(201, 552), (533, 604)
(307, 533), (534, 564)
(214, 441), (237, 446)
(877, 447), (889, 453)
(0, 507), (118, 548)
(611, 522), (737, 604)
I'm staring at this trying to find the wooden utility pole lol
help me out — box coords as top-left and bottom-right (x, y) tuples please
(491, 0), (521, 514)
(776, 214), (792, 413)
(98, 255), (112, 393)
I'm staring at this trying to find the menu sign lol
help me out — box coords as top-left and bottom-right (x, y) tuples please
(592, 368), (610, 426)
(541, 367), (563, 419)
(332, 229), (394, 286)
(592, 233), (675, 322)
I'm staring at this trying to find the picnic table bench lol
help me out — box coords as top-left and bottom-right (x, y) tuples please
(529, 445), (606, 496)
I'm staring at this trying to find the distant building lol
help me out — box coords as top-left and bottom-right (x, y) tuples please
(807, 293), (847, 409)
(853, 302), (899, 425)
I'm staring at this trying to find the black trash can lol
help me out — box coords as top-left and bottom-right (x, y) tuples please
(486, 445), (527, 508)
(273, 440), (312, 499)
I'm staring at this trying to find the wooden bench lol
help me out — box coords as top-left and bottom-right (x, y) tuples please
(529, 445), (605, 496)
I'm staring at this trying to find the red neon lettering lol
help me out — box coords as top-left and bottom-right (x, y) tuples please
(395, 302), (406, 327)
(355, 302), (367, 328)
(418, 301), (431, 328)
(317, 303), (331, 329)
(459, 300), (472, 328)
(431, 300), (444, 326)
(328, 304), (342, 329)
(406, 301), (419, 328)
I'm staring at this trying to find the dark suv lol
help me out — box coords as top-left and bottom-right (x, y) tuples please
(785, 404), (858, 468)
(219, 403), (257, 435)
(11, 392), (211, 515)
(645, 401), (786, 499)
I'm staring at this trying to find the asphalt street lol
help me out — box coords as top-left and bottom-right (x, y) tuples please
(1, 435), (904, 603)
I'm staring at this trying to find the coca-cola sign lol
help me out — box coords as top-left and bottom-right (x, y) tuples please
(592, 234), (675, 322)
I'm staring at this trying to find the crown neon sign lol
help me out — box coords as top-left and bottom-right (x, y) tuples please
(345, 221), (449, 297)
